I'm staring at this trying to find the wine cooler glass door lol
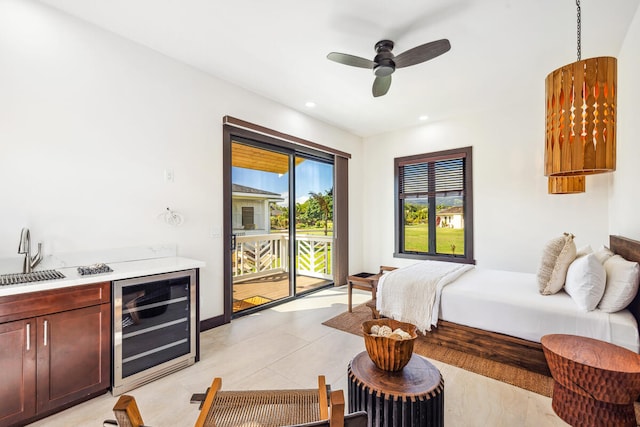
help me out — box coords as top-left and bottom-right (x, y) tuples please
(113, 269), (196, 395)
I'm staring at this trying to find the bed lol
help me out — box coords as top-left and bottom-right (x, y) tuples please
(376, 235), (640, 376)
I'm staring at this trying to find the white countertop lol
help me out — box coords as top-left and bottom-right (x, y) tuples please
(0, 256), (205, 297)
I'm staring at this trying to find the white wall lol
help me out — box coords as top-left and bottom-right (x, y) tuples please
(362, 102), (611, 274)
(610, 5), (640, 240)
(0, 0), (363, 320)
(361, 5), (640, 274)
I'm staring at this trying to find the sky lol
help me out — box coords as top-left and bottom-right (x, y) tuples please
(232, 158), (333, 206)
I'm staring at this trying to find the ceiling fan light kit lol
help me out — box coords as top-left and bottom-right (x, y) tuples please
(327, 38), (451, 97)
(544, 0), (617, 194)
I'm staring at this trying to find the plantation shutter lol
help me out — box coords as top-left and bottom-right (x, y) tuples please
(435, 158), (464, 197)
(399, 162), (429, 198)
(399, 153), (466, 199)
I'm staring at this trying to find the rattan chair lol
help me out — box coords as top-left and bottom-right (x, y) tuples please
(104, 376), (367, 427)
(194, 375), (367, 427)
(103, 395), (148, 427)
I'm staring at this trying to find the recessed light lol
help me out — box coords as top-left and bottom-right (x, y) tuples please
(305, 101), (316, 108)
(419, 115), (429, 121)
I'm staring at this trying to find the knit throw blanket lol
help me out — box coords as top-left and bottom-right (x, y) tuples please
(376, 261), (474, 333)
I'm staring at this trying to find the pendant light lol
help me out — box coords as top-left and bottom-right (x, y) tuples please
(544, 0), (617, 194)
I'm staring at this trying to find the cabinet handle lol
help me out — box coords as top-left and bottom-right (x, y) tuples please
(43, 320), (48, 346)
(26, 323), (31, 351)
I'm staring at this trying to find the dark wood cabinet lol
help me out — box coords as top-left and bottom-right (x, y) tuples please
(0, 319), (36, 426)
(0, 282), (111, 427)
(36, 303), (111, 414)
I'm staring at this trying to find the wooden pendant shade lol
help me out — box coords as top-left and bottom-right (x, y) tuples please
(544, 57), (617, 194)
(548, 176), (586, 194)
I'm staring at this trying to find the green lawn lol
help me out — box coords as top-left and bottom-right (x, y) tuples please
(404, 224), (465, 255)
(295, 228), (333, 236)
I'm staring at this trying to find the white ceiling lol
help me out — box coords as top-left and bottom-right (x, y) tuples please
(38, 0), (640, 137)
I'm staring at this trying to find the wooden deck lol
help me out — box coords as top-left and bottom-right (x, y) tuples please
(233, 273), (332, 312)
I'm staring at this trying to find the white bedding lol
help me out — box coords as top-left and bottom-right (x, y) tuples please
(376, 261), (473, 333)
(438, 268), (640, 353)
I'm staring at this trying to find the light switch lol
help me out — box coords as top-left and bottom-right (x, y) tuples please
(164, 169), (174, 182)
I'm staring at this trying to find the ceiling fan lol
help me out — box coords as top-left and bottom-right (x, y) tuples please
(327, 39), (451, 97)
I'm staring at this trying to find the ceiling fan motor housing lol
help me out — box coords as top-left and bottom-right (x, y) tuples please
(373, 40), (396, 76)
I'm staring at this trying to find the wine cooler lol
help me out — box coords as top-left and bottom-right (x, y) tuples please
(112, 269), (197, 395)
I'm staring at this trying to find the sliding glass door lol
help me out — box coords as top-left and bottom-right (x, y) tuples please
(294, 155), (334, 295)
(229, 139), (334, 315)
(230, 141), (292, 312)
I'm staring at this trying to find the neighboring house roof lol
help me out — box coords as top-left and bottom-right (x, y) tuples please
(232, 183), (281, 197)
(436, 206), (464, 215)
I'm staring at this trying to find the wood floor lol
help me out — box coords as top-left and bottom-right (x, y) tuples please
(233, 273), (331, 312)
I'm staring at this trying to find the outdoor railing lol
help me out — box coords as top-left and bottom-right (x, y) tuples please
(233, 233), (332, 282)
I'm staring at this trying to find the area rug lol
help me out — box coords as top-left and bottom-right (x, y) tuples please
(324, 304), (640, 423)
(322, 303), (553, 397)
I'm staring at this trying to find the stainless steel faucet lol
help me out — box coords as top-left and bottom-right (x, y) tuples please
(17, 228), (42, 274)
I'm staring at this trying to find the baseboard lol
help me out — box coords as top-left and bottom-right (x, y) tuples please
(200, 314), (227, 331)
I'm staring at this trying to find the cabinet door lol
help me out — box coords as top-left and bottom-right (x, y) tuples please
(0, 319), (36, 426)
(36, 304), (110, 413)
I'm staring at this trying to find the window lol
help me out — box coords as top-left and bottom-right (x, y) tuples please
(241, 206), (254, 229)
(394, 146), (474, 264)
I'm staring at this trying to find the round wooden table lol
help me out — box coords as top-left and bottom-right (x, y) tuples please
(541, 334), (640, 427)
(348, 351), (444, 427)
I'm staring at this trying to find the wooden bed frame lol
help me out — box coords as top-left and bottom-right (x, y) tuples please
(419, 235), (640, 377)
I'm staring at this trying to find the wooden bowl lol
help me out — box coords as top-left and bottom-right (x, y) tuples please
(362, 319), (418, 371)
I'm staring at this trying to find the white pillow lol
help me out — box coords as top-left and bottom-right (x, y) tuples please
(537, 233), (577, 295)
(594, 245), (615, 264)
(564, 253), (606, 311)
(598, 255), (640, 313)
(576, 245), (593, 258)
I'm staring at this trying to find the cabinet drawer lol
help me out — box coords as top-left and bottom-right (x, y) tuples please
(0, 282), (110, 323)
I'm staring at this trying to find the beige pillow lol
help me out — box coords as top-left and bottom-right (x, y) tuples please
(537, 233), (576, 295)
(594, 245), (615, 264)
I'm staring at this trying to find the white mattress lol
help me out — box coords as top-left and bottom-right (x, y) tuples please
(439, 268), (640, 353)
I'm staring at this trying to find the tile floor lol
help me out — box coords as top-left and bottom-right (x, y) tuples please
(27, 286), (568, 426)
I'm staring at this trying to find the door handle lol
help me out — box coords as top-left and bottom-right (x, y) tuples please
(43, 320), (48, 346)
(26, 323), (31, 351)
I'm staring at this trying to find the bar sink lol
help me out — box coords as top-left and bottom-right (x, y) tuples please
(0, 270), (65, 286)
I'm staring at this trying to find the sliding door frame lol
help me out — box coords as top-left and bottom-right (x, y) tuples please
(222, 121), (349, 323)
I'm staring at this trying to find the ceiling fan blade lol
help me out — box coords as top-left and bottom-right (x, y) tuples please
(372, 75), (392, 97)
(394, 39), (451, 68)
(327, 52), (375, 69)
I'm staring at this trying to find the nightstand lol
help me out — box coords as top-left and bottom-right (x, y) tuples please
(347, 266), (396, 315)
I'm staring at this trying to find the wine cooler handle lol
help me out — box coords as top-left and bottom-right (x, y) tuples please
(43, 320), (48, 346)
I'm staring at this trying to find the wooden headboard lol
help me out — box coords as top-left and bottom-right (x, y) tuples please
(610, 235), (640, 328)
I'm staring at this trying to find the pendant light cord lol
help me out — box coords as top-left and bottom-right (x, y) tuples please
(576, 0), (581, 61)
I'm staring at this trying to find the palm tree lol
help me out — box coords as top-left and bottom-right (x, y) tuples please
(309, 189), (332, 236)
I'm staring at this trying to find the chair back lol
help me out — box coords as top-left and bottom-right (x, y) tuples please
(288, 390), (368, 427)
(112, 395), (145, 427)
